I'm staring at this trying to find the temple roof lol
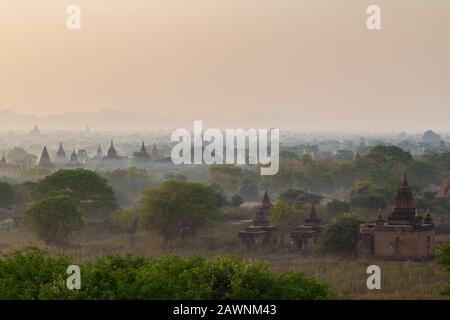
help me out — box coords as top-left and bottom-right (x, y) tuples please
(305, 205), (322, 225)
(254, 190), (273, 226)
(106, 140), (119, 160)
(261, 190), (271, 207)
(150, 143), (159, 158)
(394, 173), (416, 211)
(38, 146), (52, 167)
(140, 142), (147, 154)
(70, 149), (79, 162)
(55, 142), (67, 161)
(388, 172), (417, 224)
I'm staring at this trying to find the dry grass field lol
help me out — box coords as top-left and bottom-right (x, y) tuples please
(0, 219), (449, 300)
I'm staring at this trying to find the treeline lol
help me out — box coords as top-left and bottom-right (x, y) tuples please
(0, 248), (333, 300)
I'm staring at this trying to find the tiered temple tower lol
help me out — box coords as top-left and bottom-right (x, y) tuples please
(239, 191), (277, 248)
(105, 140), (119, 160)
(359, 173), (435, 260)
(291, 205), (325, 253)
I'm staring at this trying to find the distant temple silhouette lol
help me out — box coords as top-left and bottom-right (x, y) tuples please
(106, 140), (119, 160)
(37, 146), (52, 168)
(55, 142), (67, 163)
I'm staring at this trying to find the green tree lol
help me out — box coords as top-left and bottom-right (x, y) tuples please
(140, 181), (218, 242)
(437, 239), (450, 295)
(326, 199), (351, 218)
(270, 201), (300, 244)
(0, 249), (333, 300)
(0, 181), (15, 209)
(104, 167), (155, 206)
(6, 147), (37, 171)
(238, 179), (259, 201)
(230, 194), (243, 207)
(23, 195), (84, 243)
(279, 189), (323, 208)
(35, 169), (118, 218)
(349, 181), (387, 210)
(318, 213), (363, 256)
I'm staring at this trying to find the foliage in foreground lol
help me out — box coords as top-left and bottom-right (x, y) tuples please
(0, 248), (333, 300)
(437, 239), (450, 295)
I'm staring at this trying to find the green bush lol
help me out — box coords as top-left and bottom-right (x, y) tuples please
(0, 248), (333, 300)
(437, 239), (450, 295)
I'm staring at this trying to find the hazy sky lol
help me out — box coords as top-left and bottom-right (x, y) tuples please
(1, 1), (449, 131)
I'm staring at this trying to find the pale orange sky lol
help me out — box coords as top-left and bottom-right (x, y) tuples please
(0, 0), (449, 131)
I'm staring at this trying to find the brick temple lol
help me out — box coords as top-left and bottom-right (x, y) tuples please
(359, 173), (435, 260)
(239, 191), (277, 248)
(291, 205), (325, 253)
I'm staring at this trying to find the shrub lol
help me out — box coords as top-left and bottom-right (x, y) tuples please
(0, 248), (333, 300)
(437, 239), (450, 295)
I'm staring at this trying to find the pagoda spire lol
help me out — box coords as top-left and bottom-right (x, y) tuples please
(305, 205), (322, 225)
(106, 140), (119, 160)
(0, 154), (6, 164)
(55, 142), (67, 163)
(394, 172), (415, 211)
(70, 149), (79, 163)
(262, 189), (271, 206)
(38, 146), (52, 168)
(140, 142), (147, 153)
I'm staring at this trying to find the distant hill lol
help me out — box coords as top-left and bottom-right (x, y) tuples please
(0, 109), (296, 132)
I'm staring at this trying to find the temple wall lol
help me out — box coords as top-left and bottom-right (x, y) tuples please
(373, 229), (434, 259)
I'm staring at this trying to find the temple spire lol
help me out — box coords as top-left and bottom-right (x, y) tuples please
(0, 154), (6, 164)
(106, 140), (119, 160)
(262, 189), (271, 206)
(55, 142), (67, 163)
(305, 205), (322, 225)
(394, 172), (415, 211)
(70, 149), (79, 163)
(38, 146), (52, 168)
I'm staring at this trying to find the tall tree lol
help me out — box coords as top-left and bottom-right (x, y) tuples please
(270, 201), (299, 244)
(35, 169), (118, 218)
(140, 181), (218, 243)
(23, 195), (84, 244)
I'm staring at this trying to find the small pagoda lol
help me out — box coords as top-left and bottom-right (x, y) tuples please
(239, 191), (277, 248)
(291, 205), (325, 253)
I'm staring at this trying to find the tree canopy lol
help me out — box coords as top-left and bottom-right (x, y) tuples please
(35, 169), (118, 218)
(23, 195), (84, 243)
(140, 180), (219, 242)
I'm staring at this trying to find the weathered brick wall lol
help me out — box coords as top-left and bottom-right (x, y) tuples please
(373, 229), (434, 259)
